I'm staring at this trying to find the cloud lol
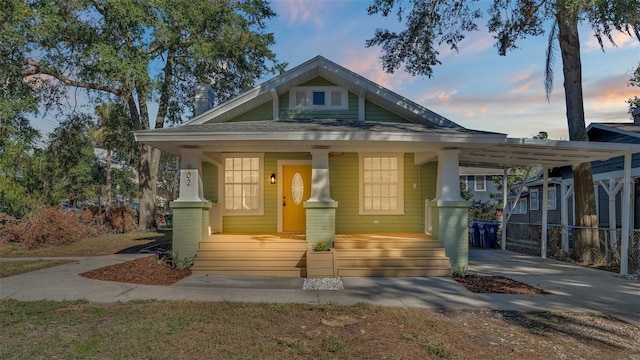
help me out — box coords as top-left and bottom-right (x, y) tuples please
(339, 49), (415, 91)
(584, 29), (640, 52)
(508, 67), (543, 95)
(272, 0), (330, 28)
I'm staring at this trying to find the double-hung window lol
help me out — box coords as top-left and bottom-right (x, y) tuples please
(359, 153), (404, 215)
(223, 154), (263, 215)
(474, 175), (486, 191)
(530, 188), (540, 210)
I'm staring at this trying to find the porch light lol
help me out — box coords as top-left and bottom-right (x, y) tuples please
(270, 173), (276, 184)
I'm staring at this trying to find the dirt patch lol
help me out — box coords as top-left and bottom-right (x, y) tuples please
(80, 255), (190, 285)
(453, 274), (548, 294)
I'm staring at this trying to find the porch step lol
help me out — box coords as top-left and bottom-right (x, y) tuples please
(337, 267), (451, 277)
(192, 236), (307, 277)
(334, 236), (451, 277)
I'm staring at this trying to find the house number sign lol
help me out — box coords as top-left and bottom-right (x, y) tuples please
(291, 173), (304, 205)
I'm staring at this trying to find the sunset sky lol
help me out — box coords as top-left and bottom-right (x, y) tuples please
(33, 0), (639, 140)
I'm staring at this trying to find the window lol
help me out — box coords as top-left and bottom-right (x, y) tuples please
(530, 188), (539, 210)
(289, 86), (348, 110)
(359, 153), (404, 215)
(474, 175), (486, 191)
(508, 198), (527, 214)
(547, 188), (557, 210)
(223, 154), (263, 215)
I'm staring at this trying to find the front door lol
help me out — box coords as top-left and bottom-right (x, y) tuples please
(282, 165), (312, 232)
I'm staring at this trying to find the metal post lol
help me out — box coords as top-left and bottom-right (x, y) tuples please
(501, 167), (508, 250)
(541, 167), (549, 258)
(621, 154), (632, 276)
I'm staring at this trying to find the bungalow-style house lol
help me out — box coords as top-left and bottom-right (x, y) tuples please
(135, 56), (635, 277)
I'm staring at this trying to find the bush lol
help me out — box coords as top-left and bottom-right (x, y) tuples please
(106, 207), (137, 234)
(2, 207), (98, 249)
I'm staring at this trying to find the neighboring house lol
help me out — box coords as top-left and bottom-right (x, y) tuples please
(460, 167), (503, 203)
(135, 56), (633, 278)
(587, 119), (640, 230)
(507, 175), (563, 225)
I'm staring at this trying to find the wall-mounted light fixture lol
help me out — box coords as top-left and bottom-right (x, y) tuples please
(270, 173), (276, 184)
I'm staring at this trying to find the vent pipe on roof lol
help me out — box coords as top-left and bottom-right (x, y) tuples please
(194, 83), (215, 117)
(633, 107), (640, 124)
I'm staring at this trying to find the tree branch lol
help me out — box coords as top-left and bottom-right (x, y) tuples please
(24, 59), (122, 97)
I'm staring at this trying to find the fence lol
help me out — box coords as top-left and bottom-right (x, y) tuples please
(504, 222), (640, 275)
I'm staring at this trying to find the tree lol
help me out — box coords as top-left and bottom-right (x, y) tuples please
(91, 103), (136, 214)
(628, 63), (640, 115)
(367, 0), (640, 262)
(45, 114), (97, 207)
(10, 0), (284, 230)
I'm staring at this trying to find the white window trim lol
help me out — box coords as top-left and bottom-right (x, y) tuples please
(289, 86), (348, 111)
(222, 153), (264, 216)
(530, 188), (540, 211)
(508, 198), (527, 215)
(359, 153), (405, 215)
(547, 187), (557, 211)
(474, 175), (486, 191)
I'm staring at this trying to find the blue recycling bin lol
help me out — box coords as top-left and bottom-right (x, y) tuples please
(480, 222), (500, 248)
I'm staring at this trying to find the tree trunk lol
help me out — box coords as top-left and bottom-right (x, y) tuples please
(105, 148), (112, 214)
(557, 10), (600, 263)
(138, 143), (160, 231)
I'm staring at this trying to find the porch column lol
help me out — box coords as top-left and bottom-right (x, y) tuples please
(561, 181), (573, 253)
(430, 149), (471, 271)
(541, 167), (549, 258)
(304, 149), (338, 249)
(621, 153), (632, 276)
(170, 150), (212, 260)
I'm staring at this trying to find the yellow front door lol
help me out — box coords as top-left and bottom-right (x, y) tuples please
(282, 165), (312, 232)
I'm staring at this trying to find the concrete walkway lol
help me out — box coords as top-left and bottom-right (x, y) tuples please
(1, 250), (638, 327)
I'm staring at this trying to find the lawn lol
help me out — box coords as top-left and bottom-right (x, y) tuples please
(1, 300), (638, 360)
(0, 231), (170, 257)
(0, 260), (75, 278)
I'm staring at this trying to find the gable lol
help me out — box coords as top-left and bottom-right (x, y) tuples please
(187, 56), (463, 129)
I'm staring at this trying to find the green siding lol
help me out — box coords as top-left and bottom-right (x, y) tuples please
(331, 153), (423, 232)
(299, 77), (337, 86)
(279, 80), (359, 120)
(420, 161), (438, 204)
(222, 152), (308, 232)
(227, 101), (273, 122)
(365, 100), (410, 123)
(202, 162), (218, 203)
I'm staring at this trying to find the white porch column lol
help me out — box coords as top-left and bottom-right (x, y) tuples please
(561, 181), (573, 253)
(309, 149), (333, 201)
(621, 153), (632, 276)
(177, 150), (204, 201)
(304, 149), (338, 248)
(170, 149), (211, 261)
(434, 149), (463, 201)
(541, 167), (549, 258)
(431, 149), (471, 271)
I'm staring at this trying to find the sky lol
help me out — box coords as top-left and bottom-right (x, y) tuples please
(32, 0), (639, 140)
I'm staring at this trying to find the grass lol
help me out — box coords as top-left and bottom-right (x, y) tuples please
(0, 300), (456, 359)
(0, 260), (75, 278)
(1, 300), (638, 360)
(0, 231), (170, 258)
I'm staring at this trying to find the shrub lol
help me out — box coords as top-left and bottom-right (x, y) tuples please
(106, 207), (137, 233)
(3, 207), (96, 249)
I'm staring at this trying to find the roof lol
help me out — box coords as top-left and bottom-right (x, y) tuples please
(184, 55), (462, 129)
(587, 122), (640, 139)
(459, 166), (505, 176)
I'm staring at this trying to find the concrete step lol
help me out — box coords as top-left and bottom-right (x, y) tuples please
(193, 257), (305, 268)
(335, 248), (446, 257)
(199, 240), (307, 251)
(196, 249), (307, 258)
(337, 256), (451, 268)
(335, 239), (443, 250)
(337, 266), (451, 277)
(191, 266), (304, 277)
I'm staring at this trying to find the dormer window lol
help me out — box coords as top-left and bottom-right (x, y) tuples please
(290, 86), (348, 110)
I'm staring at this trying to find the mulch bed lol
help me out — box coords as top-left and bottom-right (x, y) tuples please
(453, 274), (548, 294)
(80, 255), (190, 285)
